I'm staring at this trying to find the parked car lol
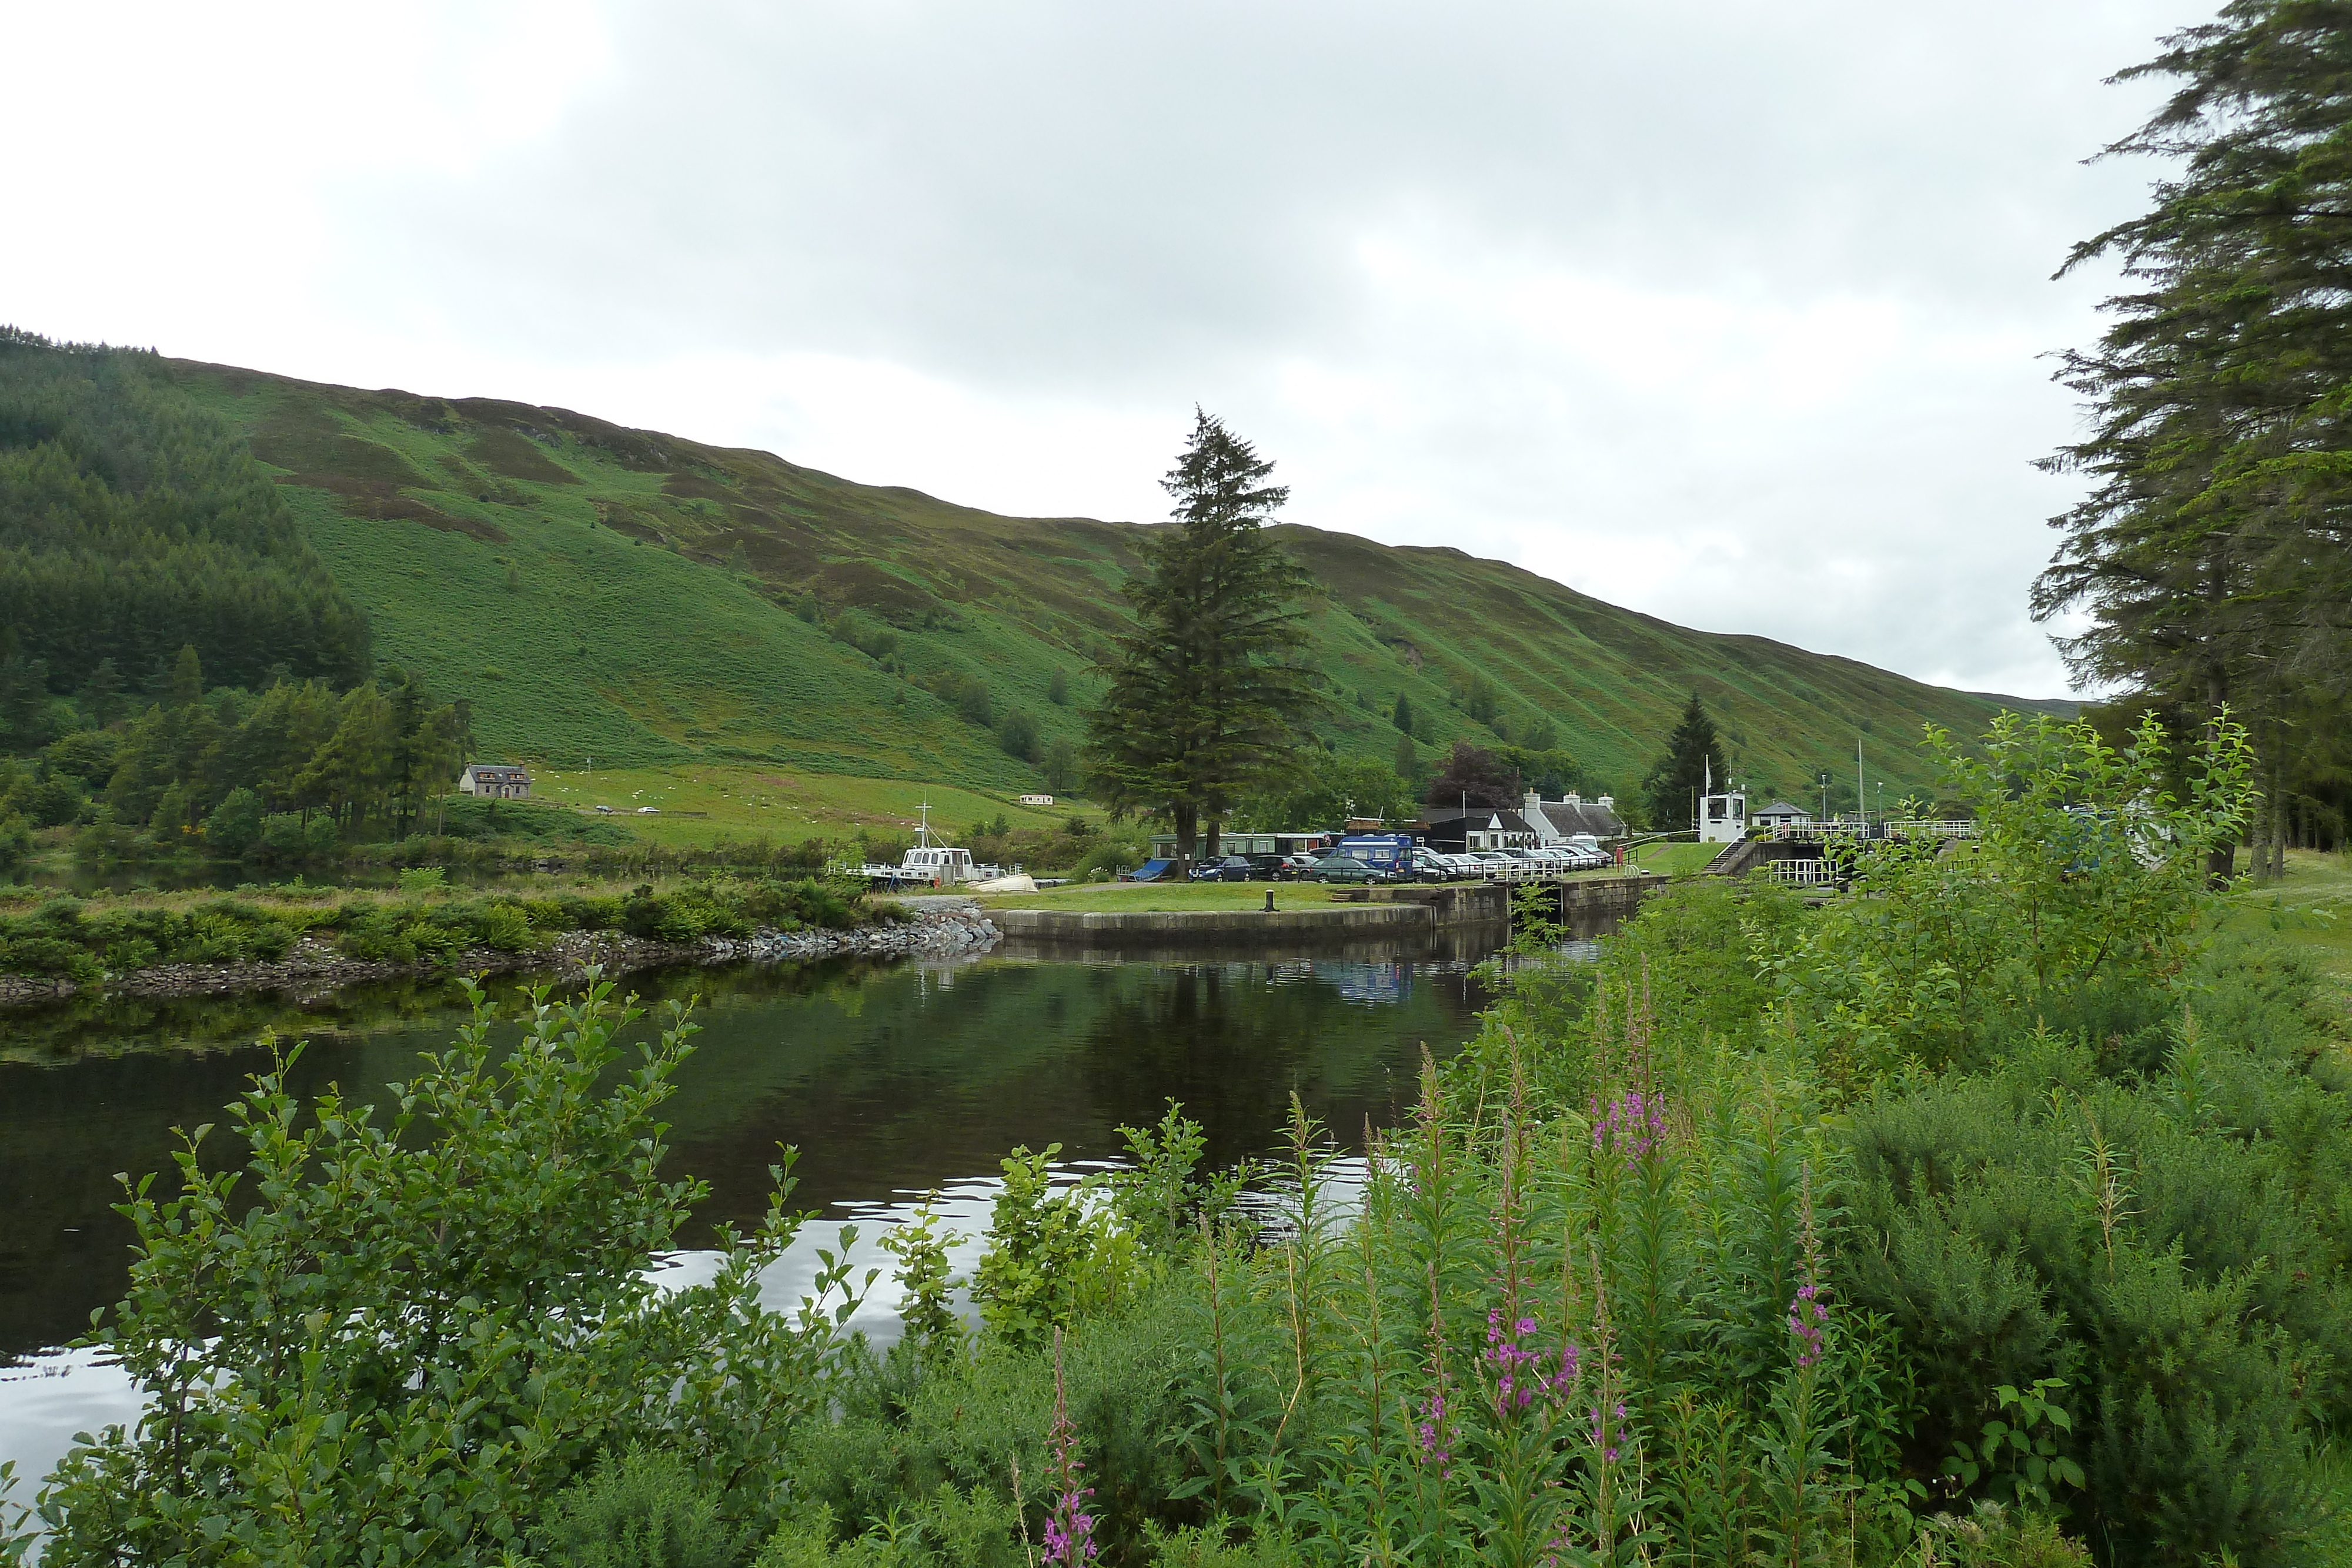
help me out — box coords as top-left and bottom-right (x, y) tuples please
(1192, 854), (1257, 882)
(1275, 852), (1322, 880)
(1409, 849), (1458, 882)
(1304, 852), (1388, 885)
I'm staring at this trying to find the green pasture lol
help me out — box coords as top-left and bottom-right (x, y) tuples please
(530, 764), (1094, 850)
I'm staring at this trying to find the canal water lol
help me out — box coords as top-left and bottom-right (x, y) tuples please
(0, 926), (1506, 1497)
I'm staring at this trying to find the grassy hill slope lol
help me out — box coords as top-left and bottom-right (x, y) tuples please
(161, 357), (2023, 804)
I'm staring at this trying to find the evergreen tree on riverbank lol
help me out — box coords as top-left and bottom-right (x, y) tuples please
(1085, 412), (1328, 862)
(1641, 690), (1728, 831)
(2037, 4), (2352, 867)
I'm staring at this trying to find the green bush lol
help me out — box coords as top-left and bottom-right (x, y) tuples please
(537, 1449), (734, 1568)
(784, 1304), (1186, 1567)
(205, 788), (265, 856)
(36, 982), (853, 1563)
(257, 813), (309, 860)
(1839, 958), (2348, 1564)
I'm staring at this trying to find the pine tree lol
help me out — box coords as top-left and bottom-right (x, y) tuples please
(167, 645), (204, 710)
(78, 657), (124, 727)
(1391, 692), (1415, 736)
(1085, 411), (1328, 864)
(1641, 692), (1727, 832)
(2036, 4), (2352, 877)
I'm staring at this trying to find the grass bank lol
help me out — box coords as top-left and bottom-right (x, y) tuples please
(2221, 847), (2352, 1008)
(0, 871), (882, 985)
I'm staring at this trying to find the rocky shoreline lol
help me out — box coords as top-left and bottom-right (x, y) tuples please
(0, 904), (1002, 1007)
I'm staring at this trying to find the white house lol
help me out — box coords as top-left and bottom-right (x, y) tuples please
(458, 764), (532, 800)
(1520, 791), (1626, 844)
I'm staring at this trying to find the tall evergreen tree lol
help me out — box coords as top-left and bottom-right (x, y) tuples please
(167, 645), (204, 710)
(77, 657), (123, 726)
(1085, 411), (1328, 864)
(1641, 692), (1728, 831)
(2037, 4), (2352, 875)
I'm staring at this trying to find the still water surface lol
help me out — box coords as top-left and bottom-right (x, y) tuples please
(0, 929), (1503, 1492)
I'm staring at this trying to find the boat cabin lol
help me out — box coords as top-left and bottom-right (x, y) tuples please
(900, 845), (977, 885)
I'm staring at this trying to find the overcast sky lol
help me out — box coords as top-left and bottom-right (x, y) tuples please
(5, 1), (2195, 698)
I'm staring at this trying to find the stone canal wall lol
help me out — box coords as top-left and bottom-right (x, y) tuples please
(990, 902), (1432, 946)
(992, 873), (1670, 948)
(0, 906), (1003, 1007)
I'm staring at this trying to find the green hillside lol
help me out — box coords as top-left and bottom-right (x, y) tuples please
(149, 355), (2014, 804)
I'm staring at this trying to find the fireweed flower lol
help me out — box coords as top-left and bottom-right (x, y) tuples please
(1590, 1088), (1668, 1166)
(1586, 1400), (1624, 1464)
(1043, 1338), (1097, 1565)
(1786, 1282), (1829, 1369)
(1481, 1309), (1580, 1416)
(1416, 1388), (1454, 1477)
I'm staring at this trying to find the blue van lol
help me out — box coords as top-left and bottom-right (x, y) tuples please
(1336, 834), (1416, 877)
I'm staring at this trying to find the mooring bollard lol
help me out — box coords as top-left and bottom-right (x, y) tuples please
(1264, 890), (1275, 912)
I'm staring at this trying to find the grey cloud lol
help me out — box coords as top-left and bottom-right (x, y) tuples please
(302, 1), (2191, 694)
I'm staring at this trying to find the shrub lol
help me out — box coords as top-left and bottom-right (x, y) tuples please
(969, 1146), (1143, 1351)
(36, 983), (854, 1561)
(258, 813), (309, 860)
(1840, 998), (2343, 1563)
(623, 887), (707, 944)
(204, 788), (265, 856)
(537, 1449), (734, 1568)
(995, 710), (1038, 762)
(0, 813), (31, 870)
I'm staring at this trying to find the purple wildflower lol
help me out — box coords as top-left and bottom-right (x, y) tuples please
(1416, 1387), (1454, 1477)
(1787, 1281), (1830, 1368)
(1481, 1309), (1581, 1417)
(1043, 1333), (1097, 1565)
(1590, 1087), (1668, 1166)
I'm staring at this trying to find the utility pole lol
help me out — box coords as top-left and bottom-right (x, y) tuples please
(1856, 739), (1865, 833)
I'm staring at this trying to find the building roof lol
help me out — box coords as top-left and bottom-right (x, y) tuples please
(1419, 807), (1540, 837)
(1755, 800), (1809, 818)
(1419, 804), (1526, 824)
(465, 764), (531, 780)
(1541, 800), (1625, 838)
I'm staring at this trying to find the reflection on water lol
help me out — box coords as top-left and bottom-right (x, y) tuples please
(1, 930), (1509, 1497)
(1, 936), (1495, 1361)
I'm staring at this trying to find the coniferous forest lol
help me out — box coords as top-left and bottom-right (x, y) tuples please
(0, 328), (369, 697)
(0, 329), (475, 857)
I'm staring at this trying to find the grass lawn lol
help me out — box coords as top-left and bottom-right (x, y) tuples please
(529, 764), (1100, 851)
(1628, 841), (1720, 878)
(2220, 847), (2352, 1008)
(973, 881), (1341, 913)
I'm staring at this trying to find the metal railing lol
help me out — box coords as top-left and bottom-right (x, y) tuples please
(1768, 858), (1842, 887)
(1760, 820), (1979, 841)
